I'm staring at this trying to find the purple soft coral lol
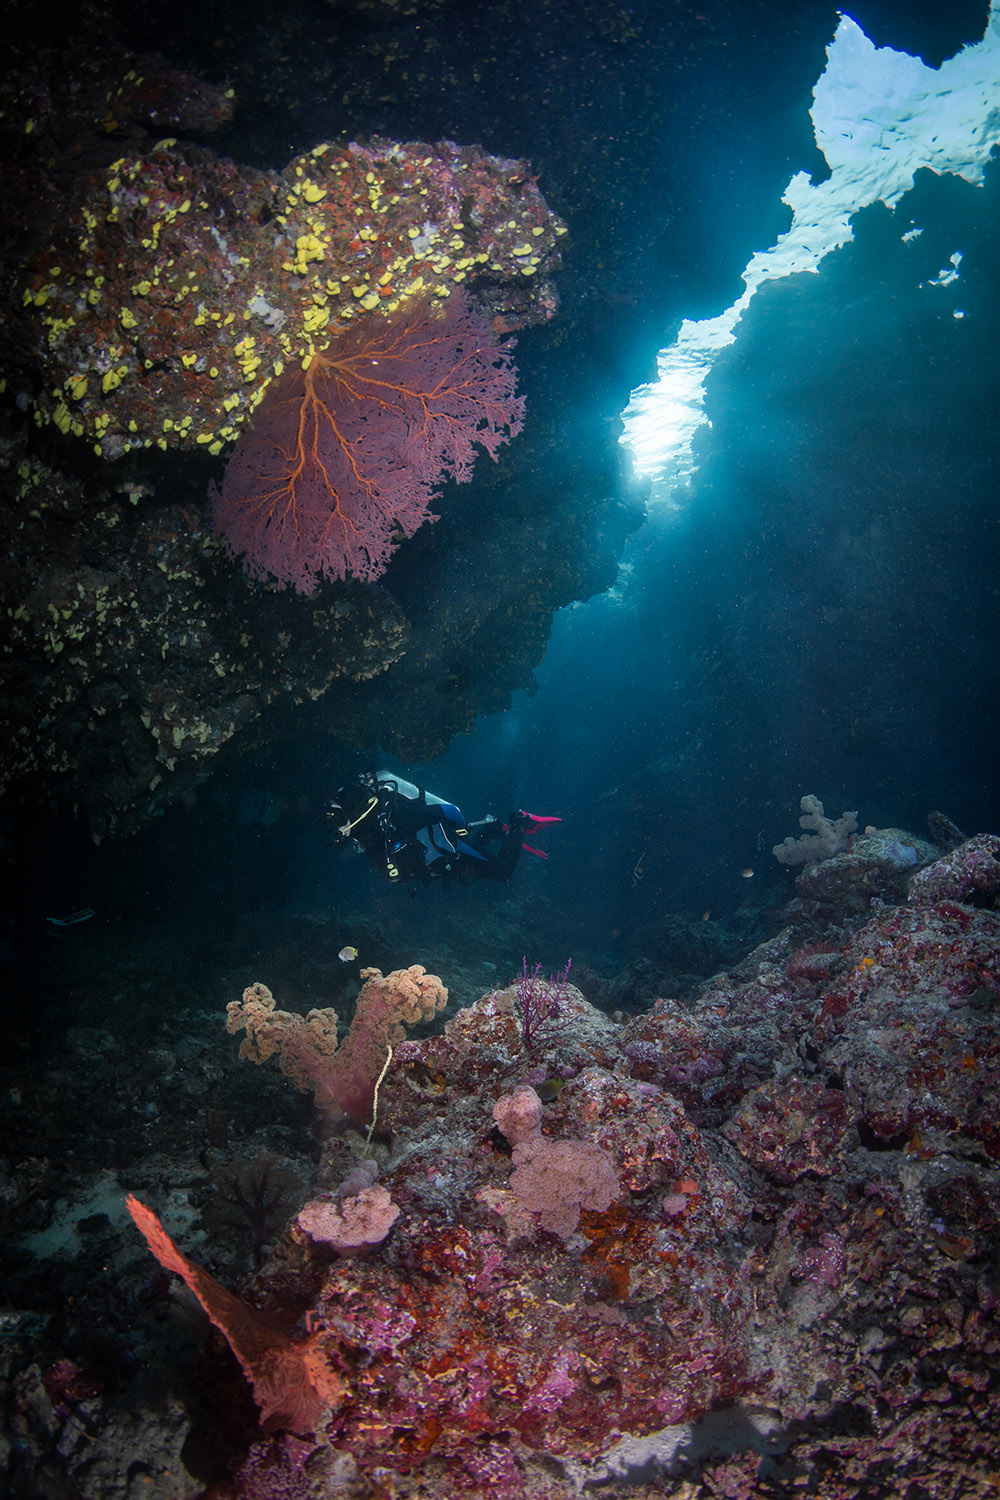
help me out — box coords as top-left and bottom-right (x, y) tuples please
(515, 957), (573, 1052)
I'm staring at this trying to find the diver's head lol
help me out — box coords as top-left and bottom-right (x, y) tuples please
(328, 776), (380, 841)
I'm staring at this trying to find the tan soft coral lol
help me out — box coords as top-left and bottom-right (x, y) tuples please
(227, 964), (447, 1130)
(773, 793), (858, 867)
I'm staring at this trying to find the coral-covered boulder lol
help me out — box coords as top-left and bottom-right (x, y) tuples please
(723, 1075), (853, 1182)
(302, 1063), (754, 1469)
(815, 905), (1000, 1155)
(122, 828), (1000, 1494)
(619, 928), (815, 1125)
(791, 825), (939, 915)
(17, 137), (564, 460)
(907, 833), (1000, 908)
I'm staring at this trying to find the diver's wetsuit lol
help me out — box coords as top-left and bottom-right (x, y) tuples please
(331, 772), (530, 887)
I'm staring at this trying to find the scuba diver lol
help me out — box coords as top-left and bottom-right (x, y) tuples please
(330, 771), (560, 889)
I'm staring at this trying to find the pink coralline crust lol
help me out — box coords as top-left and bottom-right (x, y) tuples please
(261, 1042), (754, 1467)
(522, 1350), (579, 1414)
(815, 906), (1000, 1155)
(297, 1186), (400, 1254)
(793, 1229), (847, 1289)
(831, 902), (1000, 1009)
(492, 1084), (544, 1146)
(619, 970), (806, 1127)
(626, 900), (999, 1159)
(223, 1437), (332, 1500)
(723, 1076), (852, 1183)
(907, 834), (1000, 908)
(211, 290), (524, 590)
(312, 1205), (750, 1466)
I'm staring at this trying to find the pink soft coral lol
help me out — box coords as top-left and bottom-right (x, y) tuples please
(492, 1084), (620, 1239)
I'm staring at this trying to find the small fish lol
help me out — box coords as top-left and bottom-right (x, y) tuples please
(338, 945), (359, 963)
(631, 849), (646, 886)
(739, 868), (754, 879)
(536, 1077), (564, 1103)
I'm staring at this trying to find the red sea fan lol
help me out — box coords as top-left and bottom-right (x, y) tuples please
(210, 290), (525, 592)
(126, 1195), (343, 1433)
